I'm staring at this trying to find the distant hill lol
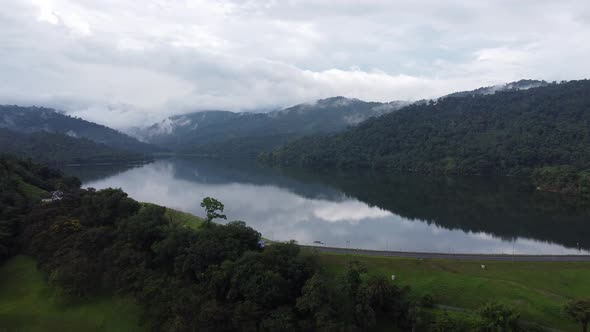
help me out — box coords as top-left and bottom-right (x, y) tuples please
(0, 105), (160, 153)
(0, 128), (147, 164)
(264, 80), (590, 194)
(131, 97), (410, 156)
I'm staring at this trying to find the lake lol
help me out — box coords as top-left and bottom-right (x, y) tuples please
(63, 157), (590, 255)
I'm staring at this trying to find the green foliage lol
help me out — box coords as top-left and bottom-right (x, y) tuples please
(164, 207), (205, 230)
(266, 81), (590, 194)
(533, 166), (590, 197)
(141, 97), (397, 156)
(477, 302), (520, 331)
(564, 299), (590, 332)
(0, 128), (147, 164)
(0, 255), (142, 332)
(7, 158), (413, 331)
(0, 155), (78, 261)
(431, 311), (472, 332)
(0, 105), (158, 153)
(319, 253), (590, 330)
(10, 156), (578, 331)
(200, 196), (227, 225)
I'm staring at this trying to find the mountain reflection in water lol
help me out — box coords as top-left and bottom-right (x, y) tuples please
(63, 157), (590, 255)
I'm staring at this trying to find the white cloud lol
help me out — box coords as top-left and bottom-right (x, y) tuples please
(1, 0), (590, 128)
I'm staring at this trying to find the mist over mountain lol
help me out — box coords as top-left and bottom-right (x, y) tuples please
(130, 96), (410, 155)
(443, 79), (550, 99)
(264, 80), (590, 186)
(0, 128), (145, 164)
(0, 105), (160, 153)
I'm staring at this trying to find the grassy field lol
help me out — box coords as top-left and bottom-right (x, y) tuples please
(318, 252), (590, 331)
(146, 207), (590, 330)
(0, 256), (143, 332)
(164, 206), (205, 229)
(18, 178), (47, 201)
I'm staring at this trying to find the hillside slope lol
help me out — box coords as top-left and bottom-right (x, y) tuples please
(0, 105), (159, 153)
(264, 80), (590, 180)
(133, 97), (410, 155)
(0, 128), (146, 164)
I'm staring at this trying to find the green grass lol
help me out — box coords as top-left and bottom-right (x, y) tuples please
(318, 253), (590, 331)
(17, 179), (47, 201)
(140, 202), (206, 230)
(164, 207), (205, 230)
(0, 256), (143, 332)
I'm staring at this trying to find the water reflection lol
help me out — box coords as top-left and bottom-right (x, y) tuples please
(65, 158), (590, 255)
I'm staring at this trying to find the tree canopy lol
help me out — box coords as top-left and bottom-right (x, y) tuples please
(263, 80), (590, 196)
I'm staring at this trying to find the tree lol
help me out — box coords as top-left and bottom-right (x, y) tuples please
(564, 299), (590, 332)
(477, 302), (520, 331)
(200, 197), (227, 225)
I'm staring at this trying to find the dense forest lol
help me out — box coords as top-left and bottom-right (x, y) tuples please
(0, 128), (148, 165)
(262, 80), (590, 197)
(134, 97), (408, 158)
(0, 105), (159, 153)
(0, 155), (81, 260)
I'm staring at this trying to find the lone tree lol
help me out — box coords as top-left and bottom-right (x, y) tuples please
(565, 299), (590, 332)
(200, 197), (227, 226)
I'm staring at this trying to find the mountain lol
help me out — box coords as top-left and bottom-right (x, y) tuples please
(132, 97), (410, 155)
(443, 79), (549, 98)
(263, 80), (590, 188)
(0, 105), (160, 153)
(0, 128), (147, 164)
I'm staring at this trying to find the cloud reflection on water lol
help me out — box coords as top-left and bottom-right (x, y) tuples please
(81, 159), (589, 255)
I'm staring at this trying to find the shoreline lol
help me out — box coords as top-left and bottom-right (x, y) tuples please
(303, 245), (590, 262)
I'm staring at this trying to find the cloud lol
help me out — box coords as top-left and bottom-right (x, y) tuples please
(1, 0), (590, 128)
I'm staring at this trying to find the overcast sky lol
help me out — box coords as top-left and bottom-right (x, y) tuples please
(1, 0), (590, 128)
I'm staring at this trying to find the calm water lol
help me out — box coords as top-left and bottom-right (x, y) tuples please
(63, 157), (590, 255)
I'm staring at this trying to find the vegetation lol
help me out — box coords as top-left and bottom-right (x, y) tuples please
(2, 155), (590, 331)
(137, 97), (405, 157)
(278, 168), (590, 251)
(200, 196), (227, 225)
(318, 252), (590, 331)
(0, 105), (159, 153)
(533, 166), (590, 198)
(0, 128), (148, 165)
(564, 299), (590, 332)
(164, 206), (205, 230)
(0, 154), (80, 261)
(1, 156), (417, 331)
(0, 255), (141, 332)
(264, 80), (590, 196)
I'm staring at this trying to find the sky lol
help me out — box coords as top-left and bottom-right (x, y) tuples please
(1, 0), (590, 129)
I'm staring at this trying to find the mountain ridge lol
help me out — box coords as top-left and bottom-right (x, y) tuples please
(0, 105), (160, 153)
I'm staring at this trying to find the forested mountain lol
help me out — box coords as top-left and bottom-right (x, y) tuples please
(263, 80), (590, 195)
(0, 128), (146, 164)
(132, 97), (410, 156)
(0, 105), (160, 153)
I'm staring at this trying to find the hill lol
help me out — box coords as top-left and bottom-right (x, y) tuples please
(0, 105), (160, 153)
(132, 97), (410, 156)
(0, 128), (147, 164)
(263, 80), (590, 195)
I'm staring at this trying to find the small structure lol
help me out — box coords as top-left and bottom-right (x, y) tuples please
(313, 240), (324, 245)
(481, 264), (486, 269)
(42, 191), (64, 203)
(391, 274), (396, 281)
(258, 240), (266, 248)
